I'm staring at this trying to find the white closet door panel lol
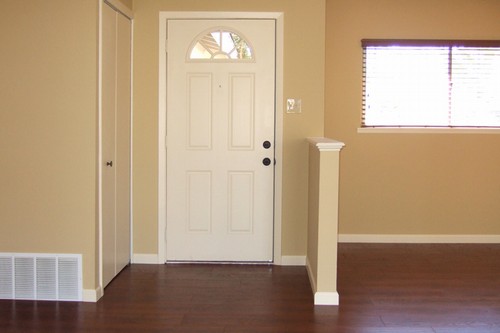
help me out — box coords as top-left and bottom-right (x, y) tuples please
(115, 11), (132, 275)
(101, 3), (117, 288)
(102, 3), (131, 288)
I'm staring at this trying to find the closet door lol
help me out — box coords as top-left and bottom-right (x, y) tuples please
(102, 2), (131, 288)
(114, 8), (131, 280)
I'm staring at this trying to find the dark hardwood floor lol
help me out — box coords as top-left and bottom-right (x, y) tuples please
(1, 243), (500, 332)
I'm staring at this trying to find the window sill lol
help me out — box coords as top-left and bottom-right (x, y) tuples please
(357, 127), (500, 134)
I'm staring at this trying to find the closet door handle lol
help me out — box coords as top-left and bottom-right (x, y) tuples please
(106, 161), (113, 167)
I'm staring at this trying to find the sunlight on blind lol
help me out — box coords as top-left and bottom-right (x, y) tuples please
(364, 47), (450, 126)
(362, 42), (500, 128)
(451, 48), (500, 126)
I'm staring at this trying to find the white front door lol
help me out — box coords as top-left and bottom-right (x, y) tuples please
(166, 19), (276, 262)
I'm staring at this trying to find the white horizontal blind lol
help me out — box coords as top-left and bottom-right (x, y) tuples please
(451, 47), (500, 126)
(362, 40), (500, 128)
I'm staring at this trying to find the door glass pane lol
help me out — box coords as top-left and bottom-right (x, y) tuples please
(189, 29), (253, 61)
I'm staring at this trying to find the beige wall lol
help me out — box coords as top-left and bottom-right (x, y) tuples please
(4, 0), (497, 299)
(118, 0), (133, 10)
(307, 140), (342, 303)
(132, 0), (326, 256)
(316, 150), (339, 292)
(0, 1), (99, 289)
(307, 147), (321, 284)
(325, 0), (500, 235)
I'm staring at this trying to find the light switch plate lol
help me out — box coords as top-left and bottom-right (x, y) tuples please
(287, 98), (302, 113)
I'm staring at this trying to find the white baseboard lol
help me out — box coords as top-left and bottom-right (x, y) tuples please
(339, 234), (500, 244)
(305, 257), (339, 306)
(305, 257), (316, 292)
(132, 253), (161, 264)
(83, 286), (103, 302)
(280, 255), (306, 266)
(314, 291), (339, 306)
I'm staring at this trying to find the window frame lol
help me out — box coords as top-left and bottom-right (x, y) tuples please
(360, 39), (500, 134)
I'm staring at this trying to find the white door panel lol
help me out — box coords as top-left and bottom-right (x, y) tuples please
(102, 3), (117, 287)
(114, 10), (131, 275)
(166, 19), (275, 262)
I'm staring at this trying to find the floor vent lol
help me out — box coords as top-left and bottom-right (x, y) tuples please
(0, 253), (82, 301)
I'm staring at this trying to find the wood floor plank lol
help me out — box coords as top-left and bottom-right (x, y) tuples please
(1, 244), (500, 332)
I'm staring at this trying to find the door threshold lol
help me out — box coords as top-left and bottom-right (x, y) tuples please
(165, 260), (274, 265)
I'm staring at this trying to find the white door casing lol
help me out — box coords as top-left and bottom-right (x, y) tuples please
(166, 19), (275, 262)
(158, 12), (284, 264)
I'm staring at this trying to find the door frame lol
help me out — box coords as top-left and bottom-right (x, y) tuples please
(158, 11), (284, 264)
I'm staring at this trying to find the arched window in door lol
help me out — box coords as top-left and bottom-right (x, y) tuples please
(188, 28), (254, 61)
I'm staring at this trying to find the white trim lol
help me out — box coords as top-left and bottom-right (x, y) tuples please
(129, 15), (135, 263)
(97, 0), (104, 293)
(83, 287), (103, 303)
(280, 256), (306, 266)
(307, 137), (345, 152)
(358, 127), (500, 134)
(104, 0), (133, 19)
(314, 292), (340, 306)
(158, 13), (168, 264)
(305, 257), (316, 292)
(273, 13), (284, 266)
(158, 11), (284, 265)
(160, 11), (283, 19)
(132, 254), (160, 264)
(339, 234), (500, 244)
(306, 257), (338, 305)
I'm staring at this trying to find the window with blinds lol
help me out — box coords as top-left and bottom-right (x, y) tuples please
(362, 40), (500, 128)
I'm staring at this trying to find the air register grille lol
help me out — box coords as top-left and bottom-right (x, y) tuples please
(0, 253), (82, 301)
